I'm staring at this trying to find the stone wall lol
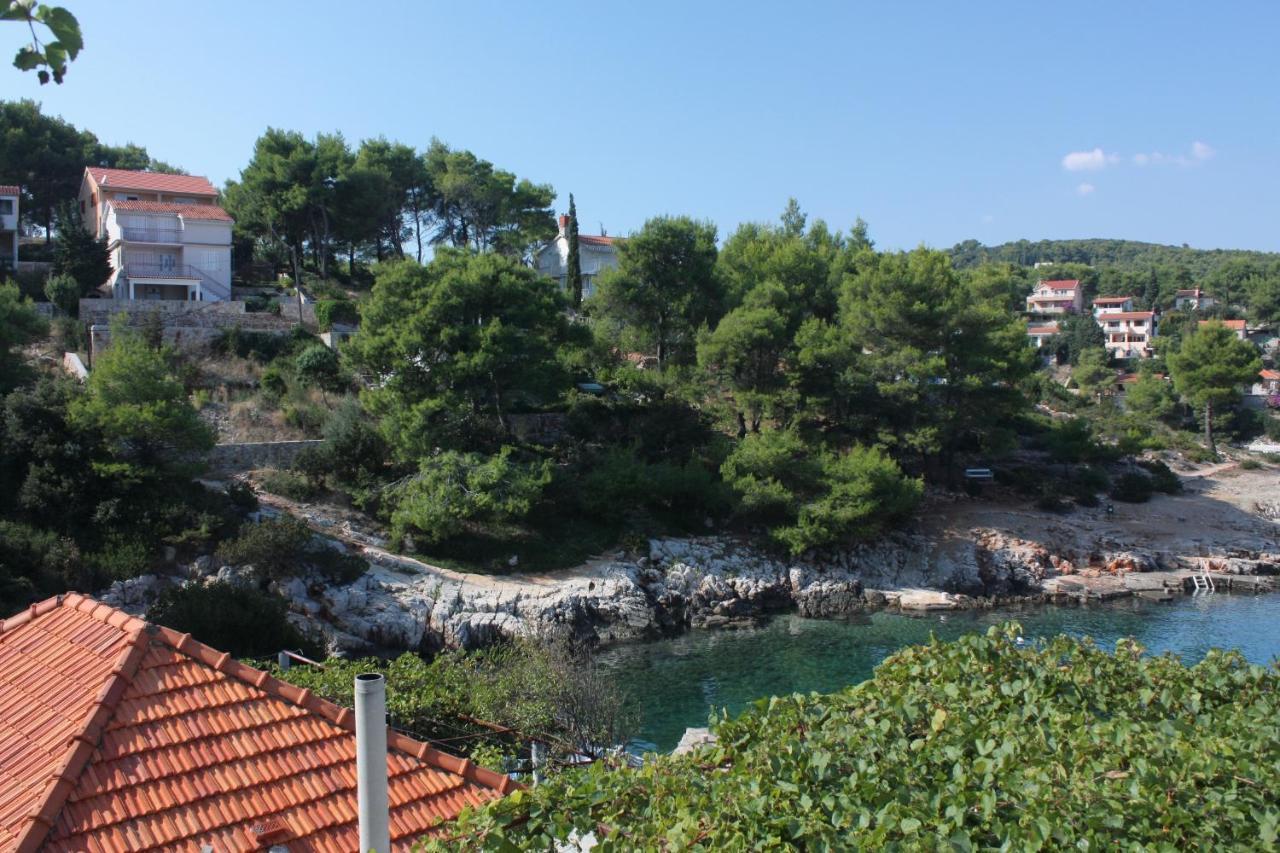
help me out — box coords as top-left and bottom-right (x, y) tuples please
(207, 439), (323, 473)
(80, 298), (318, 358)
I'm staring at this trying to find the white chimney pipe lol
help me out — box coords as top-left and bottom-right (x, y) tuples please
(355, 672), (391, 853)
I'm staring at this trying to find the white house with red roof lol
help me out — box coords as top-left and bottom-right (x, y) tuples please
(78, 167), (233, 302)
(534, 214), (619, 301)
(1025, 279), (1083, 315)
(1175, 288), (1216, 311)
(0, 184), (18, 274)
(1098, 311), (1158, 359)
(1092, 295), (1134, 316)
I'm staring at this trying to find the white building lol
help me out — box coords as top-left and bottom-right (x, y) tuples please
(1099, 311), (1158, 359)
(1026, 321), (1059, 349)
(1092, 295), (1133, 316)
(1025, 279), (1084, 315)
(0, 184), (18, 275)
(534, 215), (619, 302)
(1175, 288), (1216, 311)
(78, 168), (233, 302)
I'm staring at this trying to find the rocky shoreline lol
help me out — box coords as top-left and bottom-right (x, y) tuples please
(100, 525), (1280, 657)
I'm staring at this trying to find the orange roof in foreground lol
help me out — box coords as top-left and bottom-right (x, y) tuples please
(86, 168), (217, 197)
(0, 594), (512, 852)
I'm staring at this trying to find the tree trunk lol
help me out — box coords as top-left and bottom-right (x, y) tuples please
(1204, 400), (1215, 456)
(735, 411), (747, 439)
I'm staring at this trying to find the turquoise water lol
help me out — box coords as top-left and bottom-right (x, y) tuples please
(598, 594), (1280, 752)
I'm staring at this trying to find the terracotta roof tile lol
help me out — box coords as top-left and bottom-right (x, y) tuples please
(1092, 296), (1132, 304)
(108, 199), (233, 222)
(1037, 279), (1081, 289)
(579, 234), (616, 246)
(0, 185), (19, 196)
(1099, 311), (1156, 321)
(0, 595), (511, 852)
(85, 168), (217, 197)
(1200, 319), (1246, 330)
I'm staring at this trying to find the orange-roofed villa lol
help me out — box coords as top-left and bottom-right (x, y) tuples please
(0, 594), (512, 852)
(78, 167), (234, 302)
(1025, 279), (1083, 315)
(1199, 318), (1248, 341)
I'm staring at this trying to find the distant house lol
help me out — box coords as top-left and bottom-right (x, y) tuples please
(1026, 321), (1059, 349)
(533, 214), (619, 301)
(1252, 368), (1280, 398)
(0, 184), (18, 274)
(1175, 288), (1216, 311)
(1199, 318), (1247, 341)
(1098, 311), (1158, 359)
(78, 167), (233, 302)
(1092, 295), (1134, 316)
(1026, 279), (1083, 315)
(0, 593), (512, 851)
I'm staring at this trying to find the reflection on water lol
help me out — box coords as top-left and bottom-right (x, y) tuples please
(599, 594), (1280, 752)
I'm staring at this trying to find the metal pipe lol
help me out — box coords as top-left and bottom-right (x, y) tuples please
(355, 672), (391, 853)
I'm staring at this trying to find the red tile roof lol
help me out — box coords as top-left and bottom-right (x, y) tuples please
(86, 168), (217, 197)
(0, 594), (512, 852)
(1260, 369), (1280, 381)
(0, 185), (19, 196)
(1100, 311), (1156, 321)
(109, 199), (234, 222)
(1176, 288), (1203, 297)
(1092, 296), (1132, 304)
(579, 234), (616, 246)
(1026, 324), (1059, 335)
(1038, 279), (1080, 290)
(1199, 319), (1246, 330)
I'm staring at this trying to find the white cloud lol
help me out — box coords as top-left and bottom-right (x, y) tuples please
(1133, 141), (1215, 168)
(1076, 182), (1096, 196)
(1062, 148), (1118, 171)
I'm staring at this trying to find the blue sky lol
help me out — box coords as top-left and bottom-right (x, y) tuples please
(6, 0), (1279, 251)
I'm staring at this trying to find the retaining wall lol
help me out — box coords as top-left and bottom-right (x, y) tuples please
(207, 439), (324, 473)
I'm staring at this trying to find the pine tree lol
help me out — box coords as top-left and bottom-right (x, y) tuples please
(566, 194), (582, 308)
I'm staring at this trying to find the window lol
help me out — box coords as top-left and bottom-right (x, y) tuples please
(0, 199), (12, 215)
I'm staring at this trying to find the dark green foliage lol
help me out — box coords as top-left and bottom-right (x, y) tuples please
(0, 283), (48, 392)
(1110, 471), (1154, 503)
(51, 203), (110, 292)
(575, 446), (728, 525)
(1168, 323), (1263, 453)
(565, 194), (582, 308)
(0, 520), (85, 614)
(1138, 459), (1181, 494)
(294, 344), (342, 392)
(259, 364), (287, 396)
(147, 582), (321, 659)
(290, 399), (390, 505)
(215, 515), (366, 583)
(42, 272), (79, 314)
(437, 626), (1280, 850)
(951, 237), (1280, 281)
(1048, 313), (1106, 365)
(315, 298), (358, 330)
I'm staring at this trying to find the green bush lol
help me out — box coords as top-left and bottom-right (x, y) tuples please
(294, 344), (342, 391)
(388, 447), (552, 546)
(1138, 459), (1181, 493)
(43, 273), (80, 315)
(577, 446), (727, 523)
(215, 515), (365, 583)
(259, 364), (287, 396)
(1240, 458), (1262, 470)
(147, 582), (322, 659)
(258, 467), (320, 501)
(1110, 471), (1154, 503)
(435, 626), (1280, 850)
(315, 298), (359, 330)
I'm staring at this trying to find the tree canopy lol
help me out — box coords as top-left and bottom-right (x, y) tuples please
(1167, 322), (1263, 453)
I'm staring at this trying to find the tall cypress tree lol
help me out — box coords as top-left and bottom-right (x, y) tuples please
(566, 194), (582, 308)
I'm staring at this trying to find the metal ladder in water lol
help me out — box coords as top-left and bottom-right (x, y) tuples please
(1191, 571), (1216, 593)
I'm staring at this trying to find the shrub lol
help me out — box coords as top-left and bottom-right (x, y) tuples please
(315, 298), (359, 330)
(435, 626), (1280, 850)
(1036, 490), (1071, 513)
(1138, 459), (1181, 493)
(1110, 471), (1153, 503)
(147, 582), (322, 659)
(259, 364), (287, 396)
(388, 447), (553, 546)
(259, 467), (320, 501)
(1240, 458), (1262, 470)
(215, 515), (365, 583)
(577, 446), (727, 523)
(43, 273), (80, 315)
(294, 344), (342, 391)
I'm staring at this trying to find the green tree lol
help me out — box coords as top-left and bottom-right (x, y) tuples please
(1124, 364), (1178, 423)
(0, 281), (47, 391)
(0, 99), (95, 238)
(1072, 347), (1112, 402)
(1246, 271), (1280, 328)
(352, 252), (579, 456)
(70, 326), (214, 470)
(42, 271), (77, 314)
(565, 193), (582, 308)
(354, 137), (433, 262)
(1167, 323), (1262, 454)
(698, 285), (790, 435)
(294, 343), (341, 393)
(2, 1), (81, 84)
(591, 215), (722, 370)
(388, 446), (552, 546)
(51, 201), (109, 292)
(147, 582), (320, 659)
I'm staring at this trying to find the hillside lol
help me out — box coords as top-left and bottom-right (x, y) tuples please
(949, 238), (1280, 278)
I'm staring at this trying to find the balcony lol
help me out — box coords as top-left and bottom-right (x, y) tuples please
(125, 262), (203, 280)
(122, 226), (181, 244)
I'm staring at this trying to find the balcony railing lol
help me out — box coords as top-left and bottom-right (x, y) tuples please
(122, 226), (181, 243)
(125, 262), (203, 280)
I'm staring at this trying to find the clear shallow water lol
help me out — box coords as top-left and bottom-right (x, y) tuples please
(598, 594), (1280, 752)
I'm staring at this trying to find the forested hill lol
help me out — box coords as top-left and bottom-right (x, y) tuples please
(949, 238), (1280, 277)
